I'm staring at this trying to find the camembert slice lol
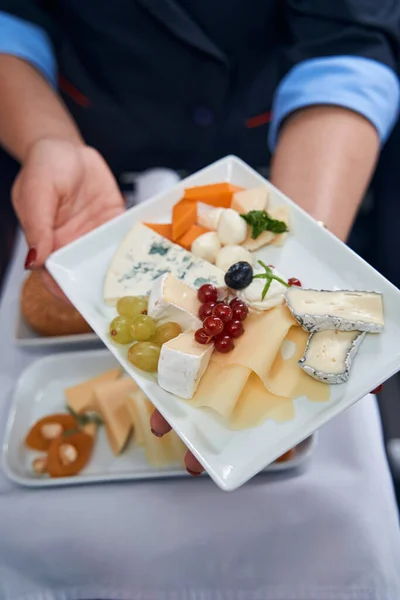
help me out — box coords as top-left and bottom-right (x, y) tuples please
(286, 288), (384, 333)
(299, 330), (366, 384)
(148, 273), (201, 331)
(158, 332), (214, 399)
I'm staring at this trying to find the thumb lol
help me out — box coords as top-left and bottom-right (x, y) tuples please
(12, 168), (57, 267)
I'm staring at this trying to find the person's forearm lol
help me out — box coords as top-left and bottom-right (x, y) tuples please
(0, 55), (83, 162)
(270, 106), (380, 242)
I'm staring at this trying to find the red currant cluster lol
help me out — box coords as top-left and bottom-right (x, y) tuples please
(194, 284), (248, 353)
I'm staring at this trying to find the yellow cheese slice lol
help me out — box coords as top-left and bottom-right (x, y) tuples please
(65, 368), (121, 414)
(126, 392), (146, 447)
(188, 362), (251, 419)
(212, 305), (296, 386)
(229, 373), (295, 430)
(265, 326), (330, 402)
(131, 391), (185, 467)
(93, 378), (137, 455)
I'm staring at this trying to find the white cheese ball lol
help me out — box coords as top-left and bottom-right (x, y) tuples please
(217, 208), (247, 245)
(197, 205), (225, 231)
(215, 245), (253, 272)
(191, 232), (221, 264)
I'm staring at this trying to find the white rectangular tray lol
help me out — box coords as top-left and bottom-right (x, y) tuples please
(46, 155), (400, 491)
(2, 349), (316, 487)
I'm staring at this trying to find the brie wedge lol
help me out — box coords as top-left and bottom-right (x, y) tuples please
(158, 332), (214, 399)
(299, 330), (366, 384)
(104, 223), (225, 305)
(286, 288), (384, 333)
(148, 273), (202, 331)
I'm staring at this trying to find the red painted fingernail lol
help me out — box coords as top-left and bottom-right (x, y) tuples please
(186, 468), (202, 477)
(24, 247), (37, 270)
(371, 384), (383, 394)
(151, 428), (163, 438)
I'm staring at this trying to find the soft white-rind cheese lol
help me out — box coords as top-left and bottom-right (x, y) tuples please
(238, 268), (288, 311)
(197, 204), (225, 231)
(148, 273), (202, 331)
(158, 332), (214, 399)
(299, 330), (366, 384)
(104, 223), (225, 305)
(286, 288), (384, 333)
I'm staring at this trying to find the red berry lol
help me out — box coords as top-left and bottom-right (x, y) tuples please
(213, 303), (232, 323)
(288, 277), (302, 287)
(199, 301), (216, 320)
(232, 302), (248, 321)
(198, 284), (218, 304)
(214, 334), (234, 353)
(268, 264), (275, 269)
(229, 297), (242, 308)
(195, 328), (210, 345)
(203, 316), (224, 337)
(224, 319), (244, 338)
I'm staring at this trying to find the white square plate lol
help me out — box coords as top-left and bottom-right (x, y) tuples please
(2, 349), (316, 487)
(46, 155), (400, 491)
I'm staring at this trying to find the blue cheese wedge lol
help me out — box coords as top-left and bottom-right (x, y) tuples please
(299, 330), (366, 384)
(158, 332), (214, 399)
(104, 223), (225, 305)
(285, 288), (384, 333)
(148, 273), (202, 331)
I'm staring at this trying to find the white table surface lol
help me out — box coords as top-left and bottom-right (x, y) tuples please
(1, 234), (400, 600)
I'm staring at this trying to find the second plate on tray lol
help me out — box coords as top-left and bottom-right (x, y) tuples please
(2, 349), (316, 488)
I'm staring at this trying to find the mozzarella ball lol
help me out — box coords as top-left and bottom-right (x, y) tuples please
(191, 232), (221, 264)
(197, 204), (225, 231)
(217, 208), (247, 245)
(215, 245), (253, 272)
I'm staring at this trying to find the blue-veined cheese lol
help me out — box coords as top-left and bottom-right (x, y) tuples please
(104, 223), (225, 305)
(299, 330), (366, 384)
(148, 273), (202, 331)
(285, 288), (384, 333)
(158, 332), (214, 399)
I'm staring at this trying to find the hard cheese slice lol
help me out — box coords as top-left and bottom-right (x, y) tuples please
(265, 327), (330, 401)
(299, 329), (366, 384)
(158, 332), (214, 399)
(172, 200), (197, 241)
(65, 368), (121, 414)
(231, 186), (269, 213)
(229, 373), (295, 429)
(104, 223), (225, 305)
(93, 378), (138, 455)
(183, 183), (243, 208)
(148, 273), (201, 331)
(286, 288), (384, 333)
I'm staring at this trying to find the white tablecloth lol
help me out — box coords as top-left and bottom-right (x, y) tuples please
(1, 235), (400, 600)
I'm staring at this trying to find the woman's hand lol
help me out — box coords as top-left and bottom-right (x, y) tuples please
(150, 409), (205, 476)
(12, 138), (125, 294)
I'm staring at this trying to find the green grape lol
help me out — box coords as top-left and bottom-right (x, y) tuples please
(152, 322), (182, 345)
(117, 296), (148, 319)
(109, 316), (134, 344)
(128, 342), (161, 372)
(130, 315), (156, 341)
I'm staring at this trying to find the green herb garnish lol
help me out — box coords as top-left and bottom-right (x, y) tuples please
(240, 210), (289, 239)
(67, 406), (103, 428)
(253, 260), (289, 300)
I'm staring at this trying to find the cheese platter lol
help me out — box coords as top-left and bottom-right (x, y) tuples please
(45, 155), (400, 491)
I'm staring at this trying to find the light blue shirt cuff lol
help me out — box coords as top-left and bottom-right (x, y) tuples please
(0, 11), (56, 86)
(269, 56), (400, 151)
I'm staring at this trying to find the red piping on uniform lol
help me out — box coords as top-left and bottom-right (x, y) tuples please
(58, 74), (91, 107)
(246, 111), (272, 128)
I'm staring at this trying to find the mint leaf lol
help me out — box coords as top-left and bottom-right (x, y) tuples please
(240, 210), (288, 239)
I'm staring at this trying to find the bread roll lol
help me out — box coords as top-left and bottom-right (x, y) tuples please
(21, 271), (92, 337)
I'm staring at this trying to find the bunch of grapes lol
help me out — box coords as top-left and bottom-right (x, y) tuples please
(194, 284), (248, 353)
(109, 296), (181, 372)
